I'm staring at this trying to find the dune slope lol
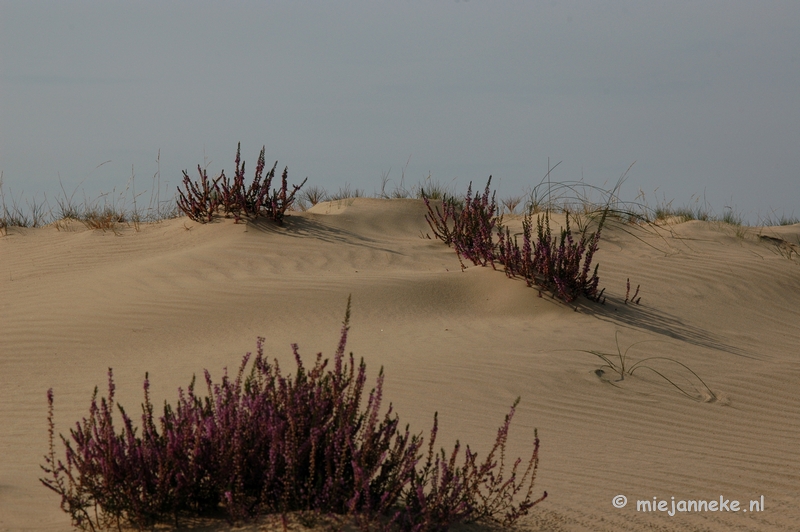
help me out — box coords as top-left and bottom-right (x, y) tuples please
(1, 198), (799, 531)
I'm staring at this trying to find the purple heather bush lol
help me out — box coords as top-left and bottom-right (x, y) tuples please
(425, 178), (606, 303)
(500, 210), (606, 303)
(42, 298), (546, 531)
(423, 178), (501, 271)
(177, 143), (307, 225)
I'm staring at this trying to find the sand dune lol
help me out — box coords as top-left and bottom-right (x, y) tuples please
(1, 198), (799, 531)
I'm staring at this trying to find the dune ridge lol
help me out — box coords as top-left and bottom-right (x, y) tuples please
(1, 198), (799, 530)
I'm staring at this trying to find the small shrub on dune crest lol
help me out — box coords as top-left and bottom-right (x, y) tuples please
(300, 185), (330, 207)
(177, 143), (307, 225)
(498, 209), (606, 303)
(415, 178), (455, 203)
(41, 298), (546, 531)
(423, 178), (502, 270)
(424, 177), (606, 303)
(501, 195), (524, 215)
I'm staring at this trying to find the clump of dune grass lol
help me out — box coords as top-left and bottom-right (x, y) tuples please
(776, 215), (800, 226)
(650, 197), (712, 224)
(178, 143), (307, 225)
(501, 195), (524, 215)
(758, 211), (800, 227)
(416, 177), (455, 203)
(585, 332), (716, 402)
(720, 206), (743, 227)
(757, 234), (800, 262)
(308, 172), (456, 207)
(642, 195), (753, 239)
(41, 298), (546, 531)
(377, 158), (416, 200)
(1, 166), (180, 235)
(518, 162), (672, 253)
(329, 183), (365, 201)
(298, 185), (330, 209)
(0, 171), (51, 232)
(635, 189), (761, 231)
(78, 157), (180, 231)
(523, 162), (642, 220)
(376, 161), (461, 206)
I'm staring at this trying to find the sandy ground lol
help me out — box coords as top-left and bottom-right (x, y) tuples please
(1, 197), (799, 531)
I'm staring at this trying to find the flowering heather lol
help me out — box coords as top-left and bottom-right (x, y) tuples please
(41, 299), (546, 531)
(177, 143), (307, 224)
(624, 278), (641, 305)
(423, 178), (501, 270)
(425, 178), (606, 303)
(513, 210), (606, 303)
(399, 400), (546, 531)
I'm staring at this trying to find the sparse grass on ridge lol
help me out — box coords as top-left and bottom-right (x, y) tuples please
(758, 212), (800, 227)
(375, 159), (457, 203)
(3, 152), (792, 235)
(329, 182), (365, 202)
(0, 162), (180, 235)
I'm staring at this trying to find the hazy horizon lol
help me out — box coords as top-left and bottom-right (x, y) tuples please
(1, 1), (798, 224)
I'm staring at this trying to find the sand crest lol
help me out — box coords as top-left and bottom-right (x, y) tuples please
(1, 199), (799, 530)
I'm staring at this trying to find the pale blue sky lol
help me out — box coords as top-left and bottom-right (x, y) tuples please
(1, 1), (798, 223)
